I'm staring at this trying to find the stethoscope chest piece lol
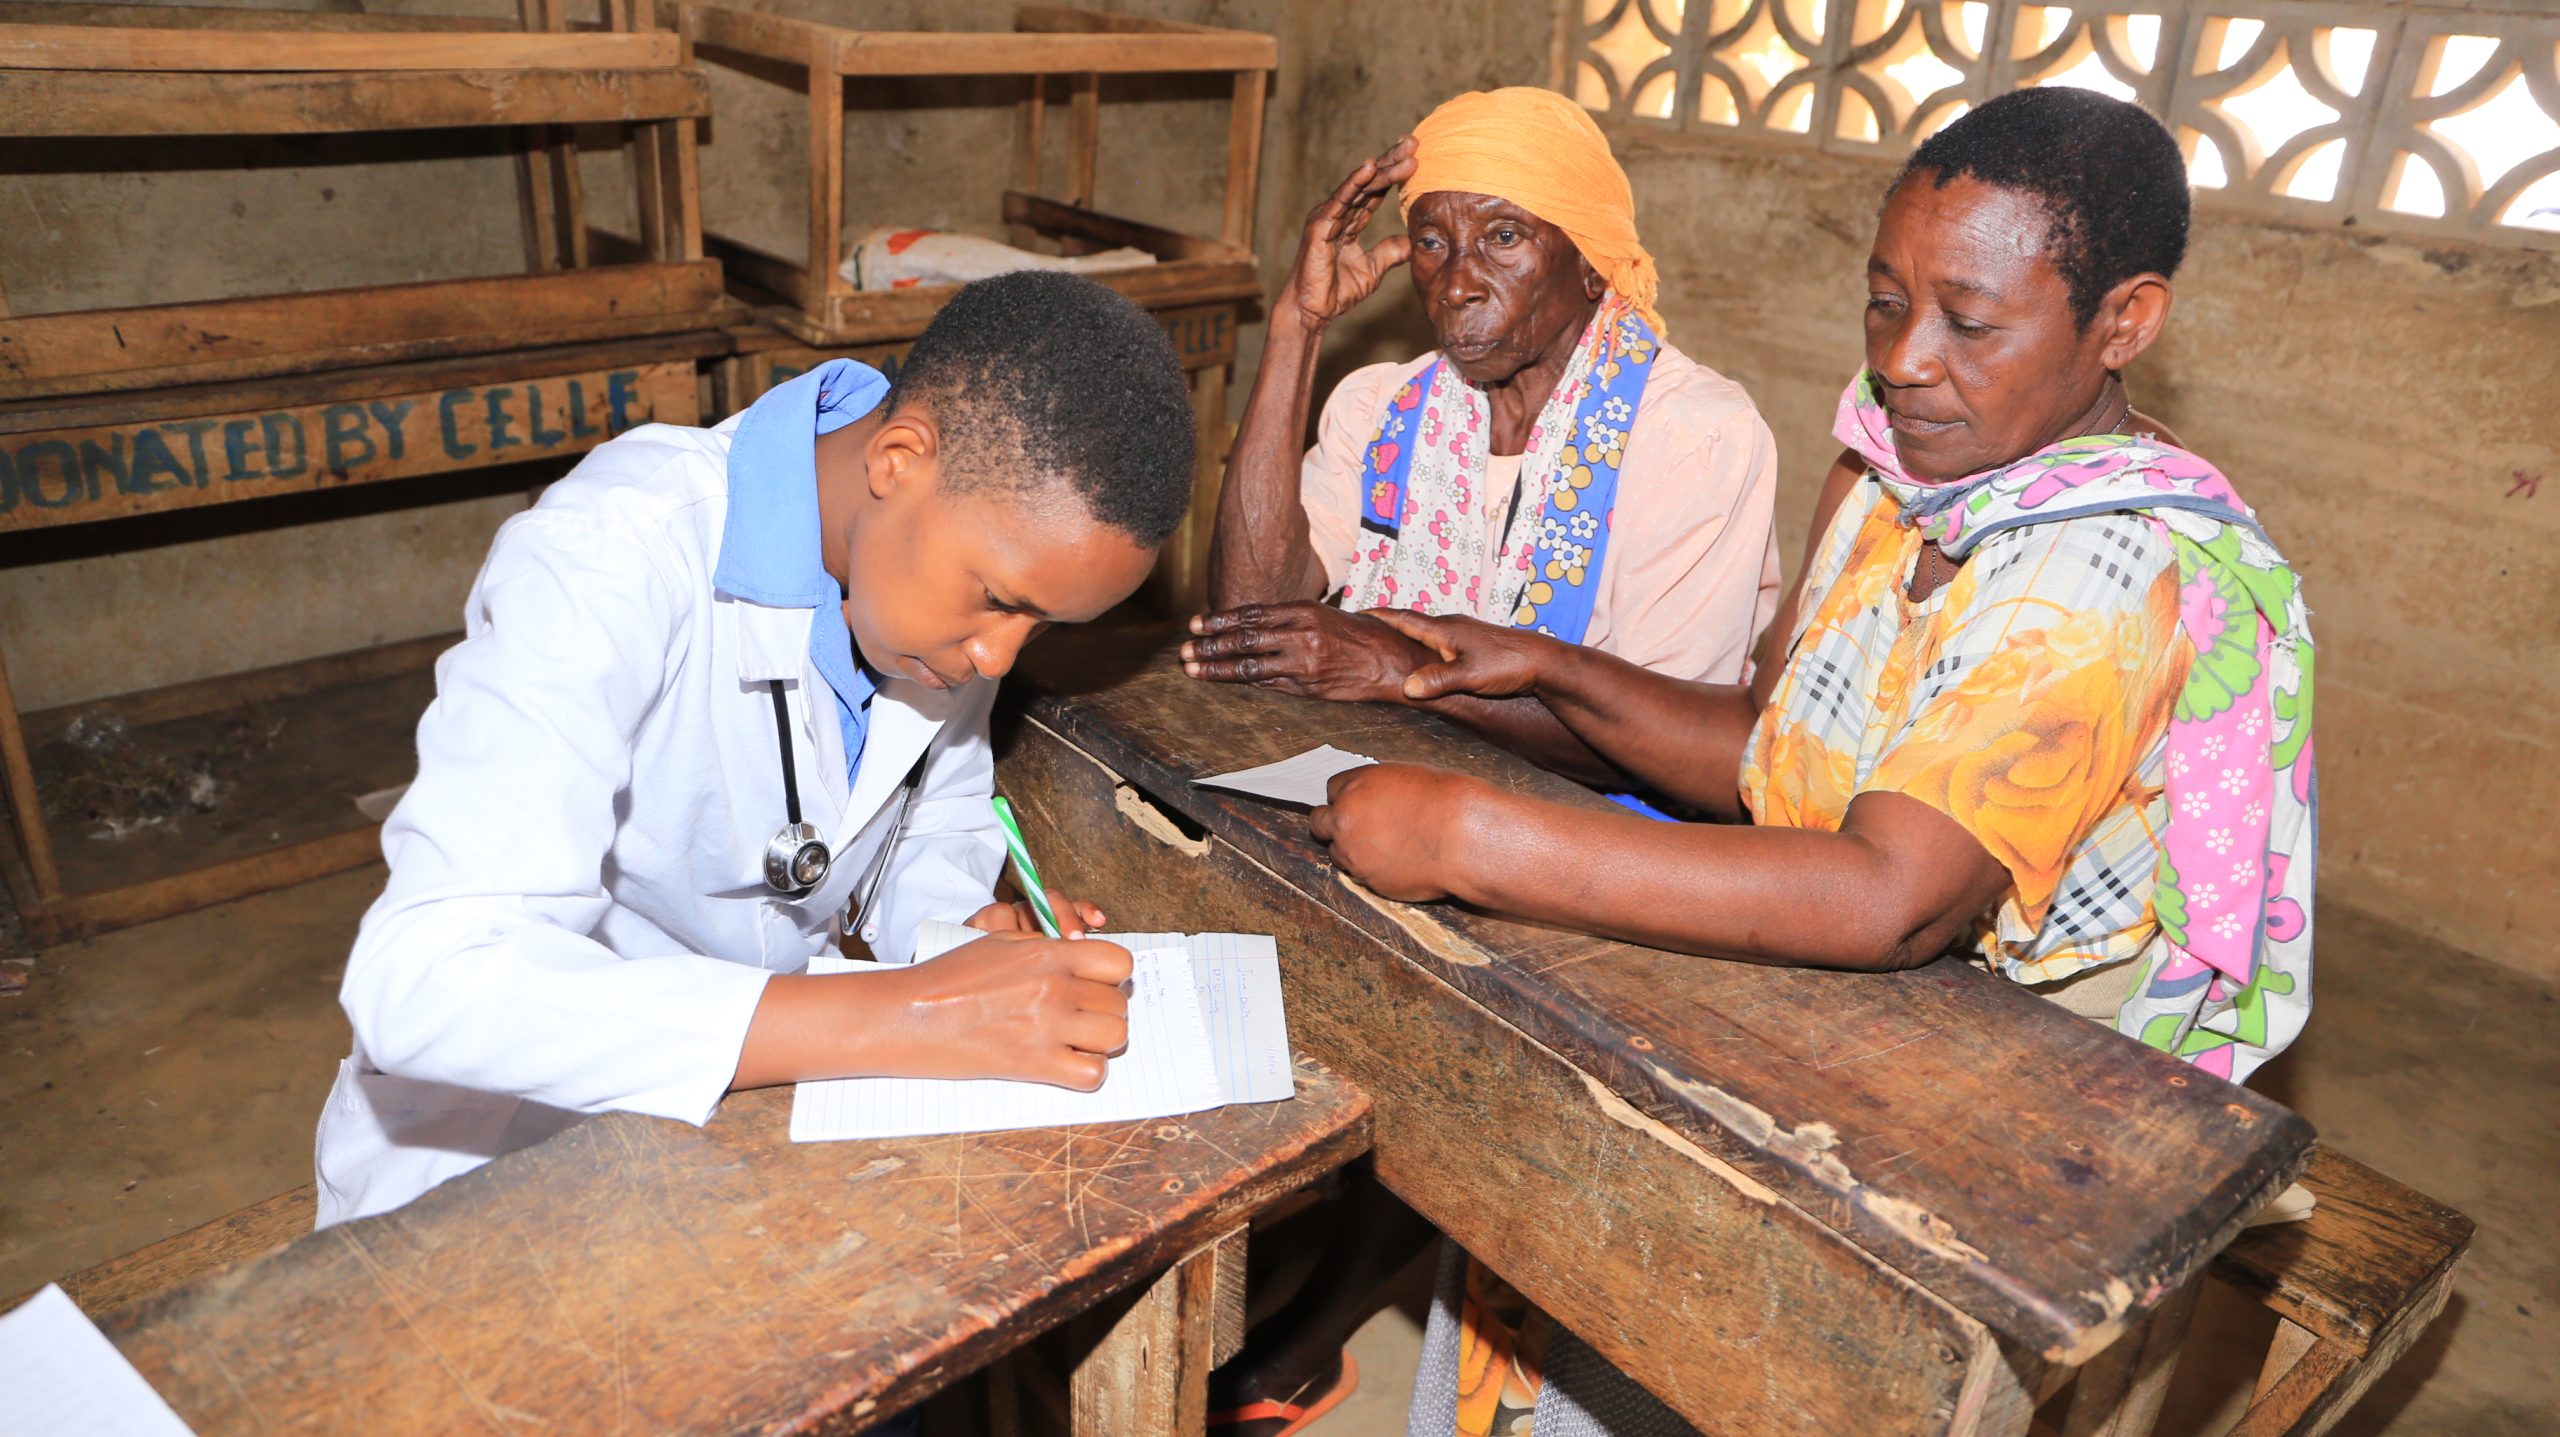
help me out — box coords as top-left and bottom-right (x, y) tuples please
(765, 821), (831, 896)
(763, 679), (834, 898)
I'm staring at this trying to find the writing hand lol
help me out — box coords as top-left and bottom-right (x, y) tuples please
(884, 932), (1134, 1089)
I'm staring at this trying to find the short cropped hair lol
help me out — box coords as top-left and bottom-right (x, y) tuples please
(1894, 88), (2192, 327)
(891, 271), (1195, 545)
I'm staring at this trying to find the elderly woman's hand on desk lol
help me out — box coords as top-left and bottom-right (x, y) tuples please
(1182, 603), (1433, 704)
(1309, 762), (1493, 903)
(1370, 609), (1569, 701)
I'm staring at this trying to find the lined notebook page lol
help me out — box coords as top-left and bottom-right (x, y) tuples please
(1117, 932), (1295, 1104)
(0, 1285), (195, 1437)
(789, 941), (1222, 1142)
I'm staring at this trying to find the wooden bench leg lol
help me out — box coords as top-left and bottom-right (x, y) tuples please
(2227, 1261), (2457, 1437)
(2059, 1278), (2204, 1437)
(1068, 1225), (1246, 1436)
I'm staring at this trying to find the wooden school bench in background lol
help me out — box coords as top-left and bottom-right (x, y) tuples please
(42, 1059), (1370, 1435)
(672, 1), (1273, 616)
(992, 626), (2470, 1436)
(0, 4), (737, 946)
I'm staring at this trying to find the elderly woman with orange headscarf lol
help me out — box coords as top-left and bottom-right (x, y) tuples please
(1182, 89), (1781, 789)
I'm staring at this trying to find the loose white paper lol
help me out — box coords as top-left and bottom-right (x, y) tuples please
(0, 1285), (196, 1437)
(1194, 745), (1378, 807)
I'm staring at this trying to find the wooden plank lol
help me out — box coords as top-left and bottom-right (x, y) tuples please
(0, 262), (726, 398)
(704, 230), (813, 310)
(716, 301), (1239, 415)
(2059, 1279), (2202, 1437)
(1068, 1242), (1218, 1433)
(10, 658), (449, 946)
(96, 1072), (1370, 1433)
(674, 0), (833, 70)
(1009, 74), (1049, 249)
(0, 360), (693, 533)
(1000, 190), (1242, 261)
(1015, 5), (1233, 38)
(18, 825), (387, 948)
(1066, 71), (1100, 211)
(1004, 629), (2317, 1365)
(0, 25), (682, 71)
(2207, 1146), (2476, 1355)
(996, 712), (2027, 1435)
(0, 642), (63, 902)
(827, 28), (1274, 76)
(1221, 69), (1266, 251)
(1204, 1227), (1249, 1368)
(516, 131), (569, 271)
(0, 65), (709, 139)
(804, 258), (1259, 348)
(0, 331), (732, 436)
(1148, 361), (1229, 616)
(44, 1188), (317, 1317)
(808, 26), (846, 328)
(26, 634), (453, 735)
(0, 3), (510, 32)
(661, 114), (704, 262)
(2224, 1256), (2459, 1437)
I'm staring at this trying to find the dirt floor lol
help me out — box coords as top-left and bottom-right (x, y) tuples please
(1, 879), (2550, 1435)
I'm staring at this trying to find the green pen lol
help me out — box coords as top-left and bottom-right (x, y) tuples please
(990, 795), (1063, 938)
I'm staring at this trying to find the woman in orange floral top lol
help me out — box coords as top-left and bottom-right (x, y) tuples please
(1321, 89), (2315, 1437)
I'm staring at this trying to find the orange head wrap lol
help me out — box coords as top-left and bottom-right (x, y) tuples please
(1401, 87), (1661, 332)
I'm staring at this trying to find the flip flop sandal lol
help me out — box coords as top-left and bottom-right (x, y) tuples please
(1207, 1350), (1360, 1437)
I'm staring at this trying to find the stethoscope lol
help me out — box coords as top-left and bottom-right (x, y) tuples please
(761, 680), (924, 923)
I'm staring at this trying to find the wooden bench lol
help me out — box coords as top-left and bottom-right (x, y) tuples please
(995, 625), (2318, 1435)
(2053, 1144), (2473, 1437)
(0, 8), (740, 945)
(669, 0), (1274, 614)
(49, 1062), (1370, 1434)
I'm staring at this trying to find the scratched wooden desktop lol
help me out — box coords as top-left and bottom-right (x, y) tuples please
(994, 626), (2316, 1436)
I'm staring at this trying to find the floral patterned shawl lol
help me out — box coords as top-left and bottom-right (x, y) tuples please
(1833, 372), (2315, 1081)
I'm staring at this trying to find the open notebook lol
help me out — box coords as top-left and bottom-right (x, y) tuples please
(789, 920), (1292, 1142)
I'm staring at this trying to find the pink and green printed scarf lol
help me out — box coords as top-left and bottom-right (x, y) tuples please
(1836, 372), (2316, 1082)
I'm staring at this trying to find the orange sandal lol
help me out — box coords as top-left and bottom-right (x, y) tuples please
(1207, 1351), (1360, 1436)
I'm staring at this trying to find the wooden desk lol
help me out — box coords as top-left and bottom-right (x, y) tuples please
(994, 627), (2318, 1436)
(86, 1065), (1369, 1434)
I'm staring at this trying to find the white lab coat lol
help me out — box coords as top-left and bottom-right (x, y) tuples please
(314, 414), (1005, 1228)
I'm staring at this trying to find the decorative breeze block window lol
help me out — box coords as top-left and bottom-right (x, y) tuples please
(1563, 0), (2560, 245)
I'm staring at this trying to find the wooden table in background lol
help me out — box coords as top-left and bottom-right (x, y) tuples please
(994, 626), (2318, 1437)
(82, 1062), (1369, 1434)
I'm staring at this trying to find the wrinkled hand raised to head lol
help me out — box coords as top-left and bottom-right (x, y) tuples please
(1282, 135), (1420, 327)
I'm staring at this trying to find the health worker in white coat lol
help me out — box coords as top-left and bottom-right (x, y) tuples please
(315, 274), (1200, 1228)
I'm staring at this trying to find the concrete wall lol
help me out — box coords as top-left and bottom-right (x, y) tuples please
(4, 0), (2550, 981)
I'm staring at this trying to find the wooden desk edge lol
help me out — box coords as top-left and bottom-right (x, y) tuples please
(1008, 636), (2319, 1363)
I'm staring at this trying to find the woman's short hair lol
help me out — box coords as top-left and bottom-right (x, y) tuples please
(1894, 87), (2192, 327)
